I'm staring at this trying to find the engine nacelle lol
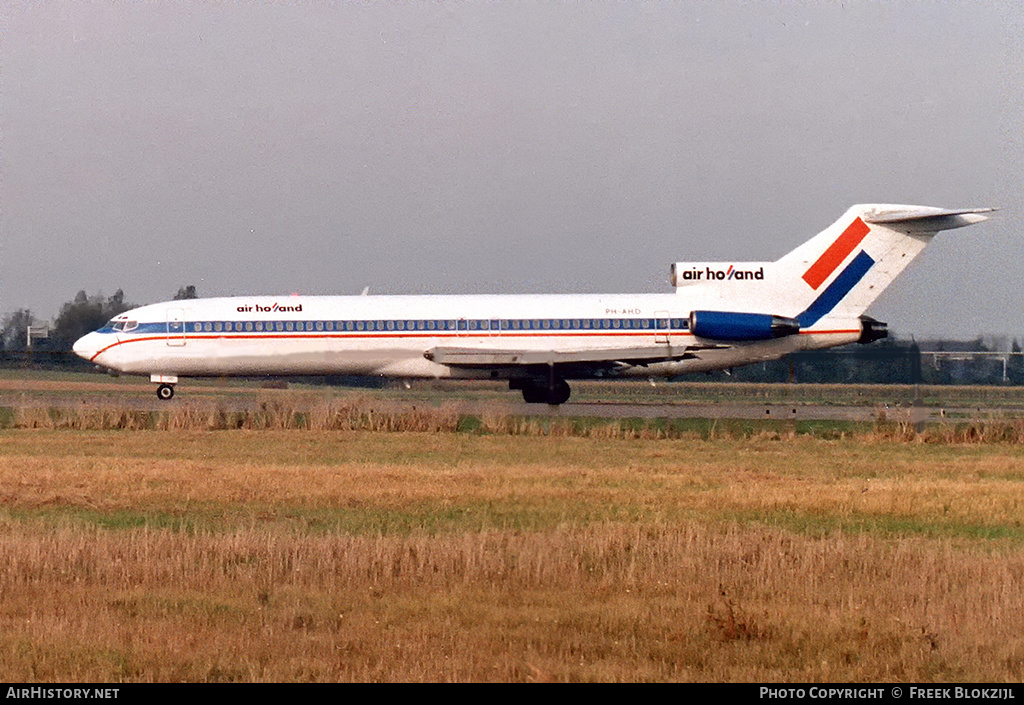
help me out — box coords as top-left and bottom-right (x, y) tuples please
(689, 310), (801, 342)
(858, 315), (888, 344)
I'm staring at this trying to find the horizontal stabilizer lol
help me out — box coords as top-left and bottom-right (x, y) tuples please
(861, 206), (996, 232)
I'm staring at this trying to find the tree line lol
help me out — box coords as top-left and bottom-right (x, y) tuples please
(0, 286), (197, 355)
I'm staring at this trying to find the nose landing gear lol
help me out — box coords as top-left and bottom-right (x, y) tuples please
(151, 374), (179, 401)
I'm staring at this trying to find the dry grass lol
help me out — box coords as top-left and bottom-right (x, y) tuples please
(10, 396), (1024, 447)
(2, 430), (1022, 530)
(0, 523), (1020, 682)
(0, 427), (1022, 681)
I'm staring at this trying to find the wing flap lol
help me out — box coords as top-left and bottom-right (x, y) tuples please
(424, 345), (701, 367)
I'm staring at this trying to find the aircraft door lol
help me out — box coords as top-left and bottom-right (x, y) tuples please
(167, 308), (187, 347)
(655, 310), (670, 345)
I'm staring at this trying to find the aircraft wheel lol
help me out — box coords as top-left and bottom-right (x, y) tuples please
(156, 384), (175, 401)
(546, 379), (571, 405)
(521, 384), (546, 404)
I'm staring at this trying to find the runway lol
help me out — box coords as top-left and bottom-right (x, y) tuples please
(3, 375), (1022, 424)
(3, 390), (1014, 425)
(462, 400), (1024, 424)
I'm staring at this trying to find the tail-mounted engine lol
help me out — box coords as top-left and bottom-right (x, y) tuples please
(689, 310), (801, 342)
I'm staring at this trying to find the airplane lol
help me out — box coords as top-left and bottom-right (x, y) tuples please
(73, 204), (993, 404)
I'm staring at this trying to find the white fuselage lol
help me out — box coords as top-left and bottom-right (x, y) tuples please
(72, 292), (861, 381)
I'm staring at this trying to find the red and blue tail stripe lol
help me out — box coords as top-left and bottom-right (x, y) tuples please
(802, 217), (870, 290)
(797, 219), (876, 327)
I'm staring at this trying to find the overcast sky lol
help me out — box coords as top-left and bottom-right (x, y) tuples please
(2, 1), (1020, 338)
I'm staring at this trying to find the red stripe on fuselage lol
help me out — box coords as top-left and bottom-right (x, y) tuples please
(802, 217), (870, 290)
(88, 331), (666, 359)
(88, 328), (861, 362)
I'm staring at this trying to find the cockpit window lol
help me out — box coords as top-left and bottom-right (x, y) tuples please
(106, 318), (136, 332)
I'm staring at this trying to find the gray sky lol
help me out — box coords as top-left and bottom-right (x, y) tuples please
(2, 1), (1020, 339)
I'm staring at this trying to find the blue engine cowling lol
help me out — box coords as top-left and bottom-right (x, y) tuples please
(689, 311), (801, 342)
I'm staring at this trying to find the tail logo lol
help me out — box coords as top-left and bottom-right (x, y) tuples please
(802, 217), (870, 290)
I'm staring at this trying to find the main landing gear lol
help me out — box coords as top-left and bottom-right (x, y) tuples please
(510, 378), (571, 405)
(156, 384), (175, 401)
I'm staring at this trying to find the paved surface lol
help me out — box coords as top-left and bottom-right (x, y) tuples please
(5, 387), (1019, 424)
(5, 375), (1024, 423)
(471, 400), (1024, 423)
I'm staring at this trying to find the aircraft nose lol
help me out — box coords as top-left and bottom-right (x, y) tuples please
(72, 332), (101, 361)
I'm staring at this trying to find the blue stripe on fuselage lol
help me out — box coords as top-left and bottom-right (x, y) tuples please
(797, 250), (875, 327)
(109, 318), (690, 335)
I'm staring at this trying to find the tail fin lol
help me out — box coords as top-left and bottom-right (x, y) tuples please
(672, 204), (994, 326)
(779, 204), (993, 326)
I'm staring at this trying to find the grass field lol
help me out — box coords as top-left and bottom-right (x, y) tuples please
(1, 414), (1023, 682)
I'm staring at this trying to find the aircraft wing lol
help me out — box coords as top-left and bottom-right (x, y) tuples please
(424, 345), (703, 368)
